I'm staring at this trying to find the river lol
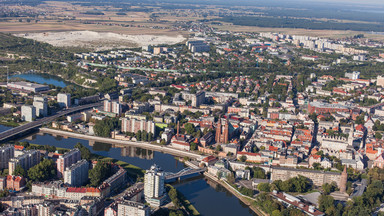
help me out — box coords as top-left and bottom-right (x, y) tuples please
(3, 74), (257, 216)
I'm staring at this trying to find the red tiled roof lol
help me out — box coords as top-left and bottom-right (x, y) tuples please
(66, 187), (86, 193)
(14, 145), (24, 150)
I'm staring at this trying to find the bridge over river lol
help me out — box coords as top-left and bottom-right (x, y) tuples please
(0, 102), (102, 142)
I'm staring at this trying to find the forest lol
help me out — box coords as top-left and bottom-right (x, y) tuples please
(218, 16), (384, 32)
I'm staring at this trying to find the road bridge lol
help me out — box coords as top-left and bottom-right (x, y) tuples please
(0, 102), (102, 142)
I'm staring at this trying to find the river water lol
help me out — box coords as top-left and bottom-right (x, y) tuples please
(10, 73), (69, 88)
(2, 74), (257, 216)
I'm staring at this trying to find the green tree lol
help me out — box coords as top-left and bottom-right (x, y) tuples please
(168, 187), (181, 208)
(375, 132), (383, 140)
(74, 143), (91, 161)
(13, 165), (26, 177)
(147, 132), (153, 142)
(239, 155), (247, 162)
(253, 167), (266, 179)
(184, 123), (195, 135)
(216, 145), (222, 152)
(88, 161), (112, 187)
(190, 142), (197, 151)
(27, 159), (56, 182)
(318, 194), (334, 212)
(322, 182), (338, 195)
(136, 130), (142, 141)
(257, 183), (271, 192)
(271, 210), (282, 216)
(141, 131), (148, 142)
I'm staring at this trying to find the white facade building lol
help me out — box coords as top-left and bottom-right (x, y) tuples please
(21, 105), (36, 122)
(57, 93), (71, 108)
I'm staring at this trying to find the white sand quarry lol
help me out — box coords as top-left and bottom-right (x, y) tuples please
(15, 31), (185, 51)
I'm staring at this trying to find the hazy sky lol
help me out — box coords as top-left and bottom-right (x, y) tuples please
(285, 0), (384, 5)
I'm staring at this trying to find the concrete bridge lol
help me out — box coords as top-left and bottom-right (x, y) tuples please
(0, 102), (102, 142)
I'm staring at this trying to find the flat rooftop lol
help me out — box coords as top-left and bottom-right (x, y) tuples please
(8, 81), (49, 88)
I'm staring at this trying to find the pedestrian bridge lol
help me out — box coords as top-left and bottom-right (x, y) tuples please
(164, 167), (205, 183)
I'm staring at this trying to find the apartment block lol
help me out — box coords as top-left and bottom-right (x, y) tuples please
(33, 96), (48, 117)
(0, 145), (14, 169)
(64, 159), (89, 187)
(104, 100), (122, 115)
(57, 93), (71, 108)
(57, 149), (81, 178)
(9, 150), (41, 175)
(21, 105), (36, 122)
(121, 118), (156, 134)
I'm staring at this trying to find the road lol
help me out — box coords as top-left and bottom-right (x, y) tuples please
(0, 101), (102, 142)
(39, 128), (205, 160)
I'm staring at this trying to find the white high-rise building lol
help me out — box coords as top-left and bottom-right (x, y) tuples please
(144, 164), (166, 207)
(57, 93), (71, 108)
(64, 159), (89, 187)
(0, 145), (14, 169)
(21, 105), (36, 122)
(33, 96), (48, 117)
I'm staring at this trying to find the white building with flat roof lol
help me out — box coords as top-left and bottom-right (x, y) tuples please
(33, 96), (48, 117)
(7, 81), (49, 92)
(57, 93), (71, 108)
(21, 105), (36, 122)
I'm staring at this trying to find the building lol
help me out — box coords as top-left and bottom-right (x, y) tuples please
(186, 40), (210, 53)
(104, 100), (122, 115)
(216, 118), (235, 144)
(121, 118), (156, 134)
(103, 166), (127, 192)
(270, 167), (344, 188)
(118, 201), (150, 216)
(21, 105), (36, 122)
(64, 159), (89, 187)
(57, 149), (81, 178)
(378, 76), (384, 87)
(8, 150), (41, 175)
(308, 102), (350, 114)
(200, 132), (214, 147)
(0, 145), (14, 169)
(271, 191), (324, 216)
(0, 177), (5, 190)
(181, 91), (205, 107)
(345, 71), (360, 80)
(33, 96), (48, 117)
(144, 164), (166, 207)
(37, 202), (55, 216)
(7, 81), (49, 93)
(57, 93), (71, 108)
(6, 175), (26, 191)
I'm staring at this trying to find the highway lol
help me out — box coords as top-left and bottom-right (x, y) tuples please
(0, 101), (102, 142)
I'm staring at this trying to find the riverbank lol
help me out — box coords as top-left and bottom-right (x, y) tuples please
(203, 172), (267, 216)
(28, 143), (145, 180)
(166, 184), (201, 216)
(39, 128), (204, 160)
(28, 142), (200, 214)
